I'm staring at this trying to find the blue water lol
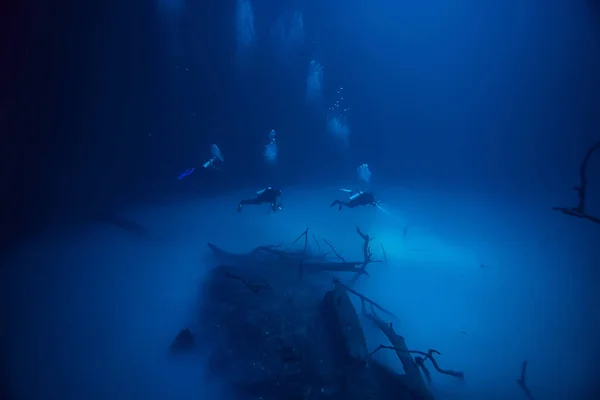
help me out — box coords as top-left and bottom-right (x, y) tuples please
(2, 0), (599, 399)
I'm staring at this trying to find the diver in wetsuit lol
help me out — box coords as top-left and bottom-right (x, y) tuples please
(330, 190), (378, 211)
(238, 187), (282, 213)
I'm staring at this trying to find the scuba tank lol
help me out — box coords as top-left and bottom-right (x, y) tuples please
(257, 187), (272, 195)
(349, 191), (363, 201)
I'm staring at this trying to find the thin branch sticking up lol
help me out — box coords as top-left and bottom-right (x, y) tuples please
(293, 228), (308, 245)
(293, 228), (309, 279)
(323, 238), (345, 262)
(357, 225), (373, 262)
(380, 242), (387, 263)
(553, 141), (600, 224)
(312, 232), (322, 253)
(348, 225), (376, 286)
(516, 360), (535, 400)
(223, 270), (271, 294)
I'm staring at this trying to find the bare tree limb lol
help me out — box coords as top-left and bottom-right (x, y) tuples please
(380, 242), (388, 263)
(421, 349), (464, 380)
(364, 345), (464, 381)
(293, 228), (308, 245)
(223, 269), (271, 294)
(415, 356), (432, 384)
(516, 360), (535, 400)
(553, 141), (600, 224)
(334, 278), (397, 319)
(348, 225), (374, 286)
(552, 206), (600, 223)
(312, 232), (322, 253)
(360, 299), (425, 389)
(293, 228), (310, 279)
(322, 238), (345, 262)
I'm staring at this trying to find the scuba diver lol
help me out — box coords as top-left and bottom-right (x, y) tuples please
(330, 189), (378, 211)
(238, 187), (283, 213)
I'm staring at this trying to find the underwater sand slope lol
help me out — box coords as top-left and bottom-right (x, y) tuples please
(2, 184), (597, 399)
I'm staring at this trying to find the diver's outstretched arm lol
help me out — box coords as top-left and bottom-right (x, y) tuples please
(330, 200), (344, 210)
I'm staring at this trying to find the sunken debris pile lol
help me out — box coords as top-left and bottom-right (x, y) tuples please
(179, 227), (463, 400)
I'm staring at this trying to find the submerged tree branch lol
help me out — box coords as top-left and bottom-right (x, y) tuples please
(348, 225), (377, 286)
(312, 232), (322, 253)
(293, 228), (308, 245)
(380, 242), (388, 263)
(334, 278), (397, 320)
(322, 238), (345, 262)
(293, 228), (310, 279)
(553, 141), (600, 224)
(223, 269), (271, 294)
(360, 299), (426, 391)
(364, 345), (464, 381)
(516, 360), (535, 400)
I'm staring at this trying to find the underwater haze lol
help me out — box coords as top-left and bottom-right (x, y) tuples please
(2, 0), (600, 399)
